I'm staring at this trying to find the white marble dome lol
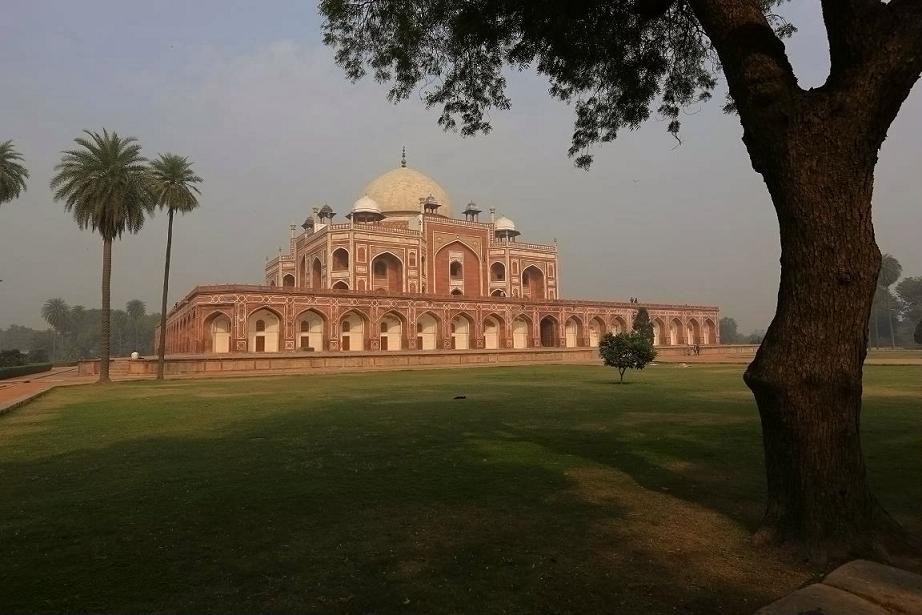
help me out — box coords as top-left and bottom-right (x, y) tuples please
(494, 216), (516, 232)
(361, 166), (453, 217)
(351, 195), (382, 214)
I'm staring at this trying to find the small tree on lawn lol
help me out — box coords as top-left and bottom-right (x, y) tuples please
(599, 331), (657, 383)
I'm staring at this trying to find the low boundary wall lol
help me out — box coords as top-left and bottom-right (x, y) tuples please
(77, 344), (759, 378)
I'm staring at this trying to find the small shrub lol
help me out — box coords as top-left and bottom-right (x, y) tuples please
(599, 331), (657, 383)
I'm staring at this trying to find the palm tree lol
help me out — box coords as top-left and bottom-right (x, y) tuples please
(0, 140), (29, 205)
(41, 297), (70, 361)
(126, 299), (146, 351)
(50, 129), (153, 383)
(148, 153), (202, 380)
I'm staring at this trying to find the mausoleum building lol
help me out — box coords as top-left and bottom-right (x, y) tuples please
(159, 154), (719, 355)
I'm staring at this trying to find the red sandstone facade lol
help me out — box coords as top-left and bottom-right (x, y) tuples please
(159, 160), (719, 354)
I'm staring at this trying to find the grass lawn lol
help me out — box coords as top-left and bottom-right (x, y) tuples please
(0, 364), (919, 615)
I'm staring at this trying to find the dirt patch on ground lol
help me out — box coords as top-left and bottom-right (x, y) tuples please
(562, 466), (813, 605)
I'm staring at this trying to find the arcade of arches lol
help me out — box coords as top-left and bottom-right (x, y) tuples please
(161, 289), (719, 354)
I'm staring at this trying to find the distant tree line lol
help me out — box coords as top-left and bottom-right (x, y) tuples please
(717, 318), (765, 345)
(0, 299), (160, 362)
(868, 254), (922, 348)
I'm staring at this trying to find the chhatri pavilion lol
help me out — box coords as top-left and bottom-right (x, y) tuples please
(159, 152), (719, 355)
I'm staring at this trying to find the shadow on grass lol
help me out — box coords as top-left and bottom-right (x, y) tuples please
(0, 402), (805, 615)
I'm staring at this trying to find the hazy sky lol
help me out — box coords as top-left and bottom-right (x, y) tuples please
(1, 2), (919, 332)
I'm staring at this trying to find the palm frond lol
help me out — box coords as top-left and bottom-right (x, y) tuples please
(50, 129), (153, 240)
(0, 140), (30, 204)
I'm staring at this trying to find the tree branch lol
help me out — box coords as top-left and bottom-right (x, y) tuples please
(688, 0), (798, 172)
(819, 0), (922, 146)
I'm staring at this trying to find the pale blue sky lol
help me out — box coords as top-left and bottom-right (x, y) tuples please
(1, 2), (919, 332)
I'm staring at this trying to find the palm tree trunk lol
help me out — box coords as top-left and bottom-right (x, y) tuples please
(99, 239), (112, 384)
(157, 209), (174, 380)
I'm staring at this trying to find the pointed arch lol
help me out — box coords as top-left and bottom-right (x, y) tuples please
(247, 307), (282, 353)
(299, 255), (308, 287)
(686, 318), (701, 346)
(416, 311), (441, 350)
(703, 318), (717, 345)
(295, 308), (326, 351)
(311, 257), (322, 289)
(339, 309), (368, 351)
(669, 317), (684, 346)
(611, 315), (628, 334)
(483, 313), (505, 349)
(435, 240), (482, 296)
(490, 261), (506, 281)
(378, 310), (407, 351)
(449, 311), (475, 350)
(521, 266), (545, 300)
(203, 310), (232, 354)
(511, 313), (532, 349)
(539, 314), (560, 347)
(588, 316), (606, 347)
(652, 318), (665, 347)
(564, 315), (583, 347)
(332, 280), (349, 291)
(332, 248), (349, 271)
(370, 251), (404, 293)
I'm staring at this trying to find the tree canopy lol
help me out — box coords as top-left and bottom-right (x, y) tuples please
(50, 129), (152, 241)
(599, 331), (657, 382)
(0, 140), (29, 205)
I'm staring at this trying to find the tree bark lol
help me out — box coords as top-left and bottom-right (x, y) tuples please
(157, 208), (174, 381)
(689, 0), (922, 563)
(99, 239), (112, 384)
(742, 119), (893, 562)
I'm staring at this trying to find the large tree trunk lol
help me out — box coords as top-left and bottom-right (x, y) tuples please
(742, 125), (895, 563)
(99, 239), (112, 384)
(686, 0), (922, 563)
(157, 209), (174, 381)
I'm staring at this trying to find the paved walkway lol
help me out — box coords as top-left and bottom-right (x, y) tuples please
(0, 366), (81, 415)
(756, 560), (922, 614)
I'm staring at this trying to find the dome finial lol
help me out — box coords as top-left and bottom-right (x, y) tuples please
(401, 145), (406, 168)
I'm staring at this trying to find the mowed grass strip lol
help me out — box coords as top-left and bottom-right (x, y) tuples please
(0, 364), (918, 615)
